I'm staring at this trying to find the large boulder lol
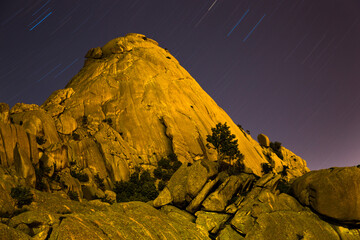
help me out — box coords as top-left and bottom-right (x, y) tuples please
(292, 166), (360, 224)
(55, 113), (77, 134)
(154, 160), (211, 208)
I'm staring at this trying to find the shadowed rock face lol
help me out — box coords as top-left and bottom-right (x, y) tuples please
(292, 166), (360, 224)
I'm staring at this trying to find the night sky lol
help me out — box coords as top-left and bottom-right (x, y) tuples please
(1, 0), (360, 170)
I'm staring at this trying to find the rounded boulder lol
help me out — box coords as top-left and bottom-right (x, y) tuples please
(291, 166), (360, 224)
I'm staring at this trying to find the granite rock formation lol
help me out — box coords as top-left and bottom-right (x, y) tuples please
(0, 33), (308, 194)
(152, 164), (360, 239)
(0, 33), (355, 239)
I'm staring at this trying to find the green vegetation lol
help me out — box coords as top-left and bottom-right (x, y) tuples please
(70, 170), (89, 182)
(112, 154), (181, 203)
(206, 122), (244, 174)
(270, 141), (284, 160)
(114, 167), (158, 202)
(72, 132), (80, 141)
(157, 180), (166, 191)
(153, 153), (182, 182)
(82, 115), (88, 126)
(10, 185), (34, 208)
(261, 163), (273, 174)
(68, 191), (79, 201)
(226, 158), (245, 175)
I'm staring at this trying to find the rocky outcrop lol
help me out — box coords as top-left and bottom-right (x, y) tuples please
(153, 165), (360, 240)
(41, 33), (308, 179)
(1, 160), (359, 239)
(0, 33), (326, 239)
(0, 34), (308, 197)
(292, 166), (360, 224)
(0, 190), (209, 240)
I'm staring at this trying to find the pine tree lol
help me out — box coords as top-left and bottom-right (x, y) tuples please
(206, 122), (244, 165)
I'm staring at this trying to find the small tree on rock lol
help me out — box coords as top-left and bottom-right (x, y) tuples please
(206, 122), (244, 171)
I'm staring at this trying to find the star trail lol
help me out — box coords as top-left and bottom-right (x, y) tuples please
(1, 0), (360, 170)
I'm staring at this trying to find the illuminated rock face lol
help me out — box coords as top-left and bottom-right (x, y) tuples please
(42, 33), (308, 180)
(0, 33), (308, 191)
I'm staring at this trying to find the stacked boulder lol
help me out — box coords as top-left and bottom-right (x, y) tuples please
(153, 162), (360, 239)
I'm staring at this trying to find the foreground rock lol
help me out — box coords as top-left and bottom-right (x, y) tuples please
(152, 164), (360, 239)
(292, 166), (360, 224)
(0, 190), (209, 240)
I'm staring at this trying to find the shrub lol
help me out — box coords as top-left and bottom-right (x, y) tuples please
(158, 157), (172, 170)
(153, 168), (163, 179)
(281, 165), (289, 177)
(36, 136), (47, 145)
(114, 169), (159, 202)
(70, 170), (89, 182)
(227, 158), (245, 176)
(82, 116), (88, 126)
(261, 163), (273, 174)
(68, 191), (79, 201)
(158, 180), (166, 191)
(94, 173), (106, 191)
(153, 153), (182, 182)
(72, 132), (80, 141)
(10, 186), (34, 208)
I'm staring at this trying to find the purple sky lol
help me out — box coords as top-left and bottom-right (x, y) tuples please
(1, 0), (359, 170)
